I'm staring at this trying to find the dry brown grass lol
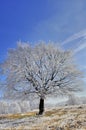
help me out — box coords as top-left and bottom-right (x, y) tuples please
(0, 111), (36, 119)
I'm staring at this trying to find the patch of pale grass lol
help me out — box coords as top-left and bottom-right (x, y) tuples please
(0, 111), (37, 121)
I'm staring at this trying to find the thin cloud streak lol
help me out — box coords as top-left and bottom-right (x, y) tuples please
(62, 29), (86, 45)
(74, 41), (86, 54)
(61, 29), (86, 54)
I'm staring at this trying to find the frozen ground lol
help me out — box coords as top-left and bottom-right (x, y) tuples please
(0, 104), (86, 130)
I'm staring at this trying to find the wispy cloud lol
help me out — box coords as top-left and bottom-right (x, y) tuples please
(30, 0), (86, 42)
(74, 41), (86, 53)
(62, 30), (86, 45)
(61, 29), (86, 54)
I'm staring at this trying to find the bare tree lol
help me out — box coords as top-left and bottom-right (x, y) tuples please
(0, 42), (83, 114)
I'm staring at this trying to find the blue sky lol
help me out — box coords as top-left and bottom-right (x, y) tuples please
(0, 0), (86, 96)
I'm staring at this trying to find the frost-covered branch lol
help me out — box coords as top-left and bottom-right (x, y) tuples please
(0, 42), (83, 100)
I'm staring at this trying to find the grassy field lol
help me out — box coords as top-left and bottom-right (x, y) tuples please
(0, 105), (86, 130)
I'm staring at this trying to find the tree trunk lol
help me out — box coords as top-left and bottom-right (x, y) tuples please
(39, 98), (44, 115)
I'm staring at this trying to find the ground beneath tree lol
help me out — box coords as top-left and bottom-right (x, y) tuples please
(0, 105), (86, 130)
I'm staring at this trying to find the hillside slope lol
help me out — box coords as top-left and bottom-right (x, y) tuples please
(0, 105), (86, 130)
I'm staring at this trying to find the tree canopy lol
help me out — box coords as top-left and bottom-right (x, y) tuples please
(0, 42), (83, 100)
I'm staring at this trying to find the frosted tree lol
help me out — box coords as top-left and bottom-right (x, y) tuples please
(0, 42), (83, 114)
(67, 94), (80, 105)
